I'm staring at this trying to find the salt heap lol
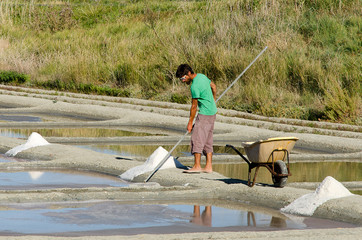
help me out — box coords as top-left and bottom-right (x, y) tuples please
(120, 146), (184, 181)
(5, 132), (50, 157)
(281, 176), (353, 216)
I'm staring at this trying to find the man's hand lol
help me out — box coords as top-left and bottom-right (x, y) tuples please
(188, 98), (198, 132)
(210, 82), (217, 101)
(187, 122), (193, 133)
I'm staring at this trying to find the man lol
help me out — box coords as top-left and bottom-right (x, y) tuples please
(176, 64), (217, 173)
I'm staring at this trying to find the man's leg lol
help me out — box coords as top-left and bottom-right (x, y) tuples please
(194, 152), (202, 169)
(184, 152), (202, 173)
(185, 115), (204, 173)
(203, 152), (213, 173)
(202, 115), (216, 173)
(184, 152), (202, 172)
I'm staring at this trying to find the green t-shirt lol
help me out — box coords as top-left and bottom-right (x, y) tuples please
(190, 74), (217, 115)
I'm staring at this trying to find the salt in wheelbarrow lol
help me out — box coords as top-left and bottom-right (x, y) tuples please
(226, 137), (298, 187)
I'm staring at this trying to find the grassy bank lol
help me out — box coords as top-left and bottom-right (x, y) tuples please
(0, 0), (360, 124)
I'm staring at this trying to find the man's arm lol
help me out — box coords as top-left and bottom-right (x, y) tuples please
(187, 98), (198, 132)
(210, 82), (216, 101)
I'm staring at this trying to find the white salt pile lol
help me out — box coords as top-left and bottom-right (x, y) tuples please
(281, 176), (353, 216)
(120, 146), (184, 181)
(5, 132), (50, 157)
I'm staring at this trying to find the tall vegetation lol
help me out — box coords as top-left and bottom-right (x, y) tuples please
(0, 0), (360, 124)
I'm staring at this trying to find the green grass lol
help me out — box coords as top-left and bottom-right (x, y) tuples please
(0, 0), (360, 124)
(0, 70), (29, 84)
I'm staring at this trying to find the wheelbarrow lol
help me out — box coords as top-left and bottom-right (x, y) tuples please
(226, 137), (298, 187)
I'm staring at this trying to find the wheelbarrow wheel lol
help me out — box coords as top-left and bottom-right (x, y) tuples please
(272, 160), (288, 188)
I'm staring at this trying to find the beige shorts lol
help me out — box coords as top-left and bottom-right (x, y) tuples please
(191, 114), (216, 155)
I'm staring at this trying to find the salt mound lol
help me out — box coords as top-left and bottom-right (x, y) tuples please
(281, 176), (353, 216)
(5, 132), (50, 157)
(120, 146), (184, 181)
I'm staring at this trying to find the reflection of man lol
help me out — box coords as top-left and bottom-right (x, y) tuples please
(190, 205), (212, 227)
(247, 211), (256, 227)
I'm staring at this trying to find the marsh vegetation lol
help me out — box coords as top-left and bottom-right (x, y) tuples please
(0, 0), (360, 124)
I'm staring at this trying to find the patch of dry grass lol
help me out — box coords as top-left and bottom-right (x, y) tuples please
(0, 0), (360, 124)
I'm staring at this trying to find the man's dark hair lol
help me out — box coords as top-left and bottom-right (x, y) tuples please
(176, 64), (194, 78)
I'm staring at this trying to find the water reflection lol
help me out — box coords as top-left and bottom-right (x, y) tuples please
(247, 211), (286, 228)
(0, 170), (128, 190)
(77, 144), (193, 158)
(0, 113), (103, 122)
(213, 162), (362, 184)
(68, 144), (362, 186)
(0, 154), (26, 163)
(190, 206), (288, 229)
(0, 128), (156, 139)
(191, 205), (212, 227)
(0, 115), (41, 122)
(269, 215), (287, 228)
(0, 201), (355, 235)
(76, 144), (235, 158)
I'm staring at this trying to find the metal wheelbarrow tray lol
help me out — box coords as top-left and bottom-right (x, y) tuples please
(226, 137), (298, 187)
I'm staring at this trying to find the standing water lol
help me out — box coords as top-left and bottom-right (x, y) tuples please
(0, 200), (357, 236)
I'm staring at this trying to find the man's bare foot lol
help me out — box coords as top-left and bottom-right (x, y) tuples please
(183, 167), (202, 173)
(202, 168), (213, 173)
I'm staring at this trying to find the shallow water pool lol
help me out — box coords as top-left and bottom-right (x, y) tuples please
(0, 112), (103, 122)
(0, 169), (128, 190)
(0, 114), (41, 122)
(0, 128), (158, 139)
(213, 161), (362, 184)
(73, 144), (361, 185)
(75, 144), (234, 158)
(0, 200), (357, 236)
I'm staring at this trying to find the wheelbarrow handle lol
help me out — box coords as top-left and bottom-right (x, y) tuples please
(226, 144), (251, 165)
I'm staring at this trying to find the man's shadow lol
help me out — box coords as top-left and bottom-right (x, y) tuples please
(213, 178), (275, 187)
